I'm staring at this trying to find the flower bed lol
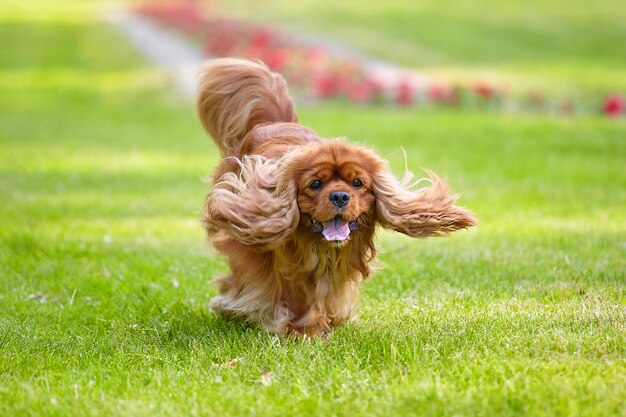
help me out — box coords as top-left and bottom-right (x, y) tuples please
(134, 1), (624, 117)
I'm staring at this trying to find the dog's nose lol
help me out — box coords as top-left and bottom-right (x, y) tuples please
(329, 191), (350, 208)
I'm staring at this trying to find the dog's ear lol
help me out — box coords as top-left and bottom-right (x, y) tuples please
(203, 154), (299, 249)
(372, 167), (477, 237)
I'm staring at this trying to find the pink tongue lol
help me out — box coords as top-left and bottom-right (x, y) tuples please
(322, 217), (350, 241)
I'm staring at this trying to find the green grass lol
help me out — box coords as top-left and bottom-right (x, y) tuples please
(1, 2), (625, 417)
(217, 0), (626, 95)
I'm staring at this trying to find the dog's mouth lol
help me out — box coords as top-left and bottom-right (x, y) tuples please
(311, 216), (358, 242)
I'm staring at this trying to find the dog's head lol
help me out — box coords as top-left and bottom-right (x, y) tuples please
(287, 140), (476, 245)
(205, 139), (476, 249)
(285, 141), (380, 245)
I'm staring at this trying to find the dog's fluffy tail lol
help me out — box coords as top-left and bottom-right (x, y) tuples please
(196, 58), (297, 157)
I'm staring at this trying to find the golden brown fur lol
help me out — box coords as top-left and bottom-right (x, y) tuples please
(197, 58), (477, 336)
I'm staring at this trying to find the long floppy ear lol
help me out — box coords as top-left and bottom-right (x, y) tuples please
(202, 154), (299, 249)
(373, 167), (477, 237)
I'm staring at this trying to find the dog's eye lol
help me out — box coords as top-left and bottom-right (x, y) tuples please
(352, 178), (363, 189)
(309, 179), (322, 190)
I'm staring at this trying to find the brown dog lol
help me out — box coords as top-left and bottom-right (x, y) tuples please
(197, 58), (476, 336)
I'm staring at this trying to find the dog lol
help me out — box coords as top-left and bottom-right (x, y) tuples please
(197, 58), (476, 336)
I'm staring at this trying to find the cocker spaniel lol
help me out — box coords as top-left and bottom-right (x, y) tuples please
(197, 58), (476, 336)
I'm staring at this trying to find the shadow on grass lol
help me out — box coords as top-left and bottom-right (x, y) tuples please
(146, 300), (263, 346)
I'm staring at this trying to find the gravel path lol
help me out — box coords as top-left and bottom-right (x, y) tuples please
(109, 10), (204, 97)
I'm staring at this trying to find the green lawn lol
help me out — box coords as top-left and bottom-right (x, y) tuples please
(217, 0), (626, 95)
(0, 2), (625, 417)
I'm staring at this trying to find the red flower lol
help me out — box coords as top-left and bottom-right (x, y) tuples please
(365, 78), (385, 98)
(427, 84), (452, 103)
(396, 79), (414, 106)
(305, 46), (329, 63)
(346, 80), (373, 103)
(204, 34), (238, 56)
(202, 20), (243, 56)
(603, 94), (625, 117)
(472, 82), (495, 99)
(313, 72), (343, 98)
(249, 27), (275, 48)
(263, 47), (289, 71)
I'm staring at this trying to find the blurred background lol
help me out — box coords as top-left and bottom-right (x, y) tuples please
(131, 0), (626, 114)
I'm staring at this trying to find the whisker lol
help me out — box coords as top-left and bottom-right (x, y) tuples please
(356, 214), (375, 230)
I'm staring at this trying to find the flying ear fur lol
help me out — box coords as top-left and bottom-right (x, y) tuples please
(203, 154), (299, 249)
(373, 168), (477, 237)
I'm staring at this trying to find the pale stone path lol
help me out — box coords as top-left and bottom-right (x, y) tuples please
(109, 10), (204, 97)
(109, 9), (431, 99)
